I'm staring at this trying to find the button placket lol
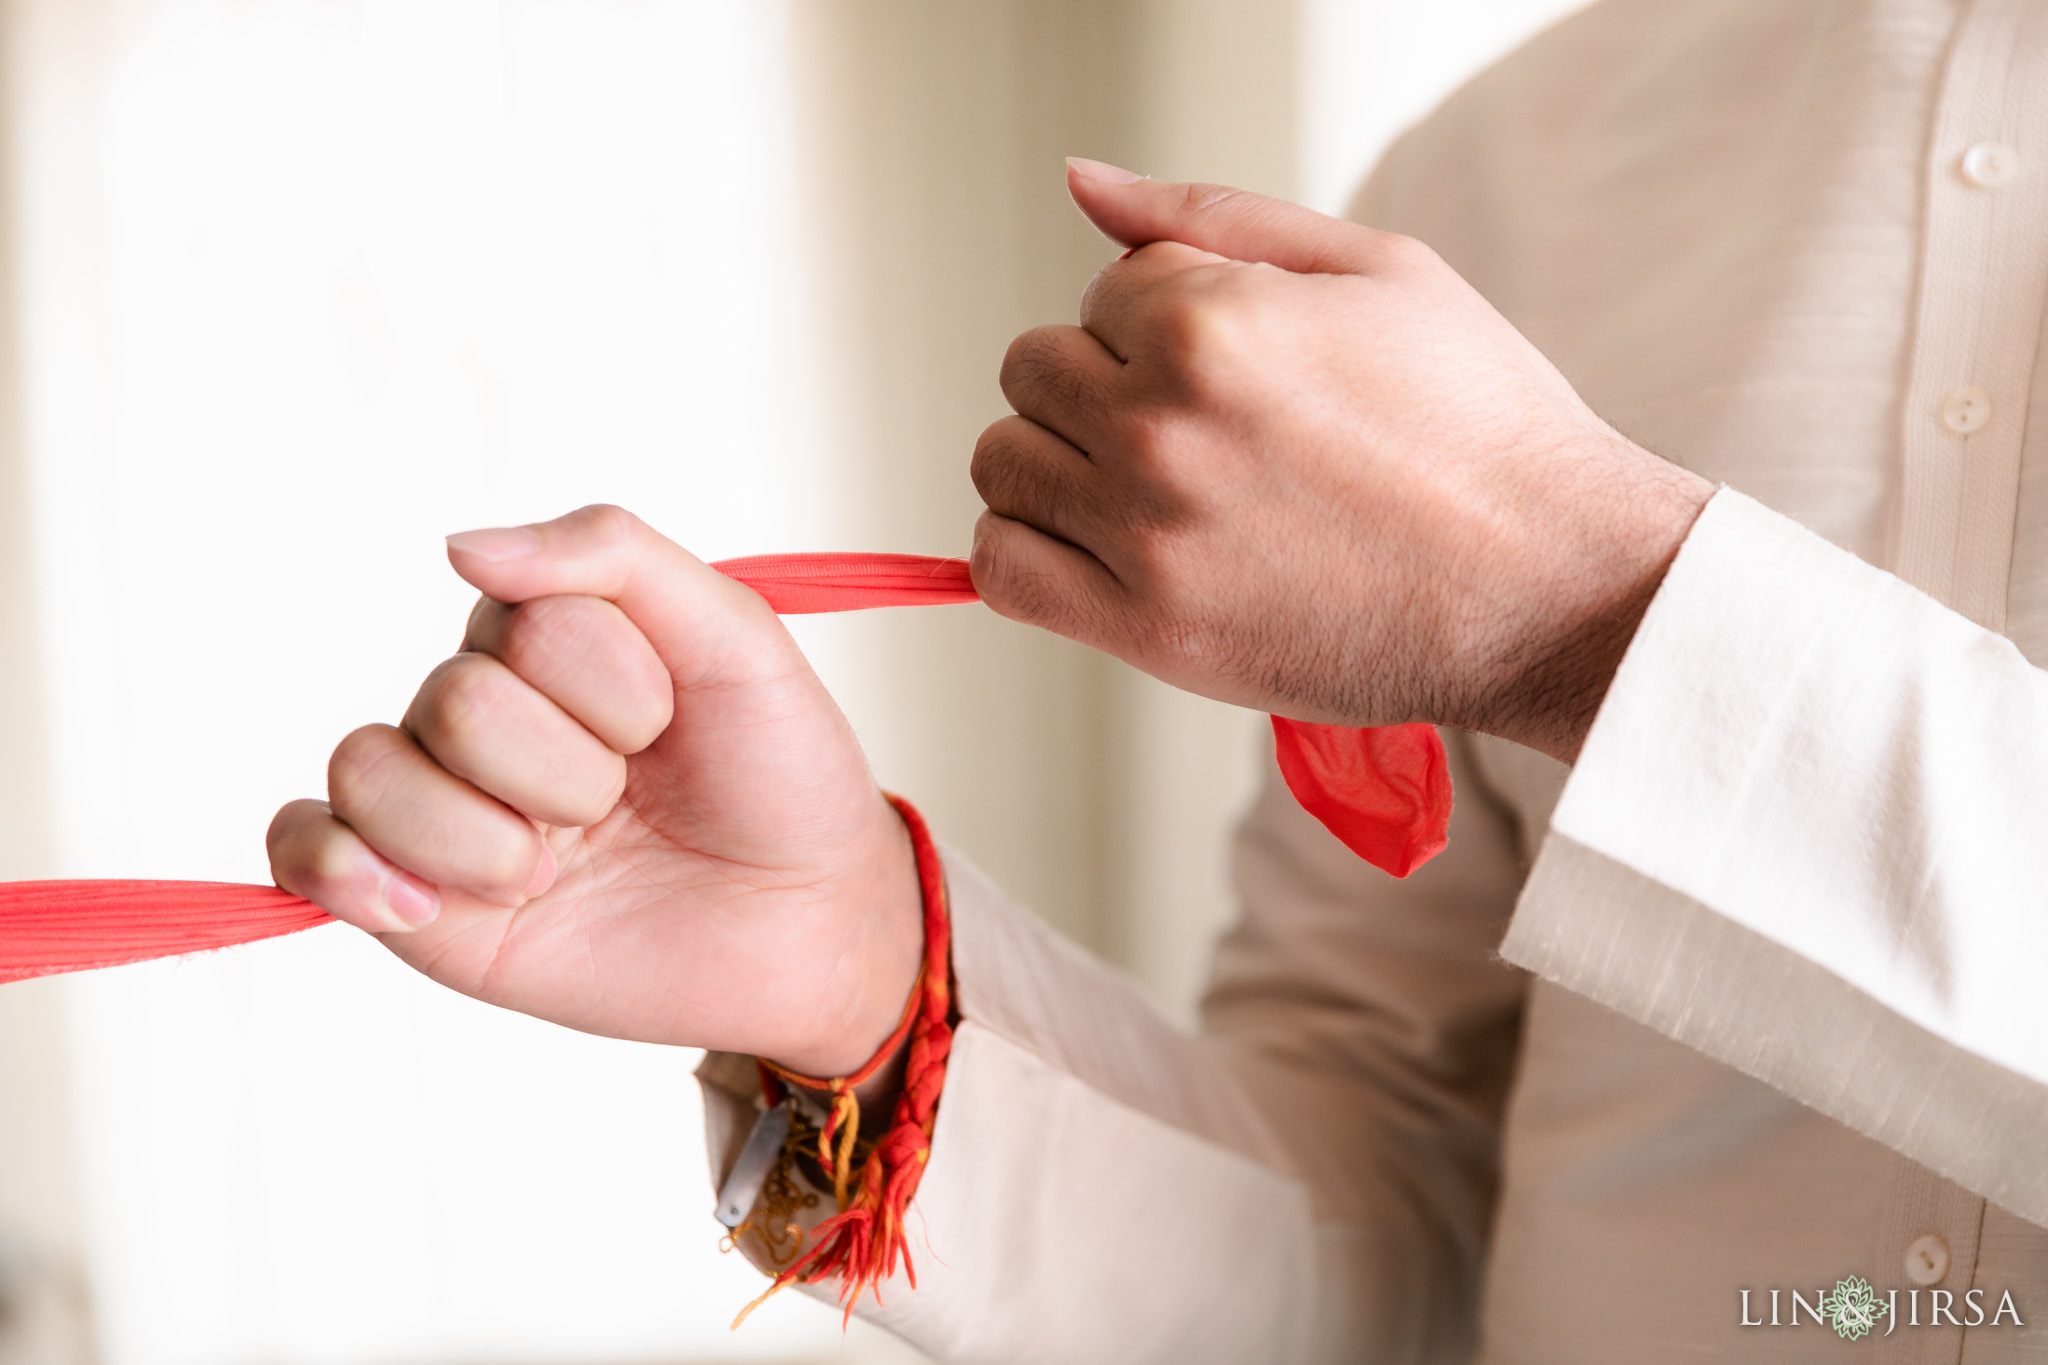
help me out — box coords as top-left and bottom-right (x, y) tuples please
(1890, 0), (2048, 631)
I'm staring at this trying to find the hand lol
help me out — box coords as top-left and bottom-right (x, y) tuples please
(266, 506), (924, 1078)
(970, 160), (1714, 763)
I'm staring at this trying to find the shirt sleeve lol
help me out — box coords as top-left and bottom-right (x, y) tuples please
(698, 728), (1534, 1365)
(1501, 486), (2048, 1226)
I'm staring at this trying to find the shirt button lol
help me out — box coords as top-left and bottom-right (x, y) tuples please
(1942, 386), (1993, 434)
(1961, 141), (2020, 187)
(1905, 1234), (1951, 1286)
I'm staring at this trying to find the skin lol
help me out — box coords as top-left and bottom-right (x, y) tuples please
(267, 507), (923, 1079)
(971, 159), (1715, 764)
(269, 160), (1712, 1076)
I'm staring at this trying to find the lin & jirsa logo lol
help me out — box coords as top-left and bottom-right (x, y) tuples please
(1741, 1275), (2025, 1341)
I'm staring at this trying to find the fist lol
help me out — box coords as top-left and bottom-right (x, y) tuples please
(970, 161), (1712, 763)
(267, 506), (923, 1077)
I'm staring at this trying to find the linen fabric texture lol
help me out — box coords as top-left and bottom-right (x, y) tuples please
(703, 0), (2048, 1360)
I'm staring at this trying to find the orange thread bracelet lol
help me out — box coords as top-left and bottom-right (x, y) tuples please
(728, 792), (954, 1327)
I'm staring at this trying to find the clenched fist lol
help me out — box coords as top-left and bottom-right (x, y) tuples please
(971, 160), (1714, 763)
(267, 506), (923, 1078)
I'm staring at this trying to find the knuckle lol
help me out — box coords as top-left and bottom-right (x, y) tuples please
(1118, 407), (1178, 470)
(265, 801), (328, 882)
(1001, 329), (1101, 421)
(303, 825), (370, 893)
(1176, 180), (1247, 222)
(970, 525), (1068, 633)
(497, 596), (583, 684)
(1000, 326), (1059, 385)
(1149, 603), (1219, 673)
(569, 502), (640, 550)
(1154, 285), (1227, 357)
(264, 798), (317, 853)
(1149, 282), (1256, 399)
(1372, 229), (1439, 274)
(1077, 267), (1124, 333)
(967, 518), (1008, 586)
(968, 519), (1020, 597)
(969, 421), (1006, 489)
(969, 418), (1037, 506)
(420, 654), (511, 749)
(504, 596), (670, 751)
(328, 724), (410, 810)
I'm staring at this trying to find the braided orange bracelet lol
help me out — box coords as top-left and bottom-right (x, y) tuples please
(726, 792), (954, 1327)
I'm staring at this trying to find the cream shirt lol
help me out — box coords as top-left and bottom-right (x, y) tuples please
(702, 0), (2048, 1359)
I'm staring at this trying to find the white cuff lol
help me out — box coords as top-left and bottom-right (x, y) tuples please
(1503, 487), (2048, 1223)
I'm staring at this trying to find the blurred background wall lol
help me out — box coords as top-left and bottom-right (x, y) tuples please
(0, 2), (1580, 1362)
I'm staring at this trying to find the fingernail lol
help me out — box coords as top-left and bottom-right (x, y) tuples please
(1067, 156), (1144, 185)
(446, 526), (541, 563)
(384, 870), (440, 929)
(524, 840), (557, 899)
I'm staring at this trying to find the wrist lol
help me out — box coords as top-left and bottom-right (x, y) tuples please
(763, 795), (925, 1078)
(1470, 439), (1713, 764)
(728, 791), (954, 1320)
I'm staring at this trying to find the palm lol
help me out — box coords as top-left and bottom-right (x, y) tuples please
(270, 509), (924, 1072)
(380, 623), (895, 1059)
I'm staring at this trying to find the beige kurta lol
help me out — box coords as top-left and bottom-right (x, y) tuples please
(702, 0), (2048, 1358)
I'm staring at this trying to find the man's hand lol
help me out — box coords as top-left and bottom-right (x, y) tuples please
(971, 159), (1714, 763)
(267, 506), (923, 1078)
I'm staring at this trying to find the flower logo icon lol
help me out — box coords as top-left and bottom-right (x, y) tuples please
(1819, 1276), (1889, 1341)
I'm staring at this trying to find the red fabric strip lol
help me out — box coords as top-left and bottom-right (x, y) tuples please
(1270, 717), (1450, 878)
(0, 551), (1450, 986)
(713, 553), (1452, 878)
(0, 880), (329, 984)
(712, 553), (977, 613)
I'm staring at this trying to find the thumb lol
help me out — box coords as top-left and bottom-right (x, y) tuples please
(443, 504), (778, 694)
(1066, 157), (1381, 276)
